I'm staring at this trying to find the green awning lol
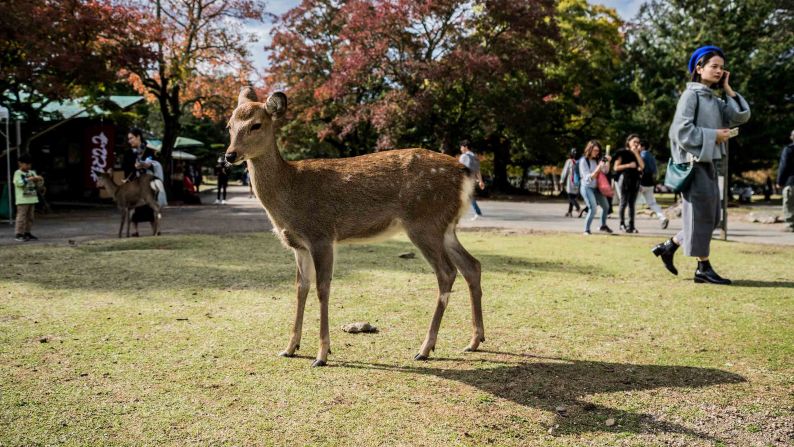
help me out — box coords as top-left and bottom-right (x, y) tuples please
(147, 137), (205, 149)
(40, 95), (144, 120)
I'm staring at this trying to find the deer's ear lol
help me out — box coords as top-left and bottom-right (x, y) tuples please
(238, 87), (259, 106)
(264, 92), (287, 118)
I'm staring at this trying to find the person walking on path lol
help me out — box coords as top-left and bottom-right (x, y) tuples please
(777, 129), (794, 232)
(651, 45), (750, 285)
(214, 156), (229, 204)
(12, 153), (44, 242)
(559, 148), (582, 217)
(459, 140), (485, 220)
(638, 140), (670, 229)
(613, 134), (644, 233)
(578, 140), (613, 235)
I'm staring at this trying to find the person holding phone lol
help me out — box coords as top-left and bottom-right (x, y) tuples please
(578, 140), (613, 235)
(651, 45), (750, 284)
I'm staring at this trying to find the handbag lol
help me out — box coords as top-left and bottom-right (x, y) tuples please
(596, 171), (613, 198)
(664, 158), (695, 193)
(664, 92), (700, 193)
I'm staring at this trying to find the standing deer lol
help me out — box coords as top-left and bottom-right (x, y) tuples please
(225, 88), (484, 367)
(95, 171), (162, 238)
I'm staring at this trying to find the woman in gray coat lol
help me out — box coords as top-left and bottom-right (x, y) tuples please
(652, 45), (750, 285)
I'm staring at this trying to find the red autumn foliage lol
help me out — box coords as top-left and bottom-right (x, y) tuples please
(0, 0), (152, 123)
(267, 0), (558, 189)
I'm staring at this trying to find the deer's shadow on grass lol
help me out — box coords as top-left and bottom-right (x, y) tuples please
(339, 353), (745, 440)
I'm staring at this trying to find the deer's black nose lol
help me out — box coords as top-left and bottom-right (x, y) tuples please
(225, 152), (237, 163)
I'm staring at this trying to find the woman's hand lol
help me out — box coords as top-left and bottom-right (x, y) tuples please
(716, 128), (732, 144)
(722, 71), (735, 97)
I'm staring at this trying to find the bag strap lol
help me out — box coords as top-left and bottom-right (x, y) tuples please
(685, 93), (700, 166)
(693, 93), (699, 125)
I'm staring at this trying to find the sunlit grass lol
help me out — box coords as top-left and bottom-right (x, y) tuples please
(1, 232), (792, 446)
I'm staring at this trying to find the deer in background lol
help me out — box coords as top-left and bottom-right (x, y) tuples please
(224, 88), (484, 367)
(95, 171), (162, 238)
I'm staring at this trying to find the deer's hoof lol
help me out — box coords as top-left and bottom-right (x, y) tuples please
(279, 351), (295, 358)
(311, 359), (327, 367)
(414, 353), (429, 361)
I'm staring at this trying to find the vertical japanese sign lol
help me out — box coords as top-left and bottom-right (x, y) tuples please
(84, 124), (116, 188)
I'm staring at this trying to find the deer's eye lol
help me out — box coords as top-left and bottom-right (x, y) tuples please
(250, 123), (262, 132)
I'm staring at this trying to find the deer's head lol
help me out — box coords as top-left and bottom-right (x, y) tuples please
(93, 169), (112, 187)
(224, 88), (287, 165)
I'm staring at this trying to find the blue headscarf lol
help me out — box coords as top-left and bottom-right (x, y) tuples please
(688, 45), (725, 74)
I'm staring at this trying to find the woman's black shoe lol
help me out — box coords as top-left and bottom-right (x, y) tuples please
(694, 261), (732, 285)
(578, 208), (588, 218)
(651, 238), (679, 275)
(599, 225), (613, 234)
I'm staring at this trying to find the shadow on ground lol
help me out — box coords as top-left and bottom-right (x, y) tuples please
(339, 353), (745, 440)
(0, 235), (604, 293)
(730, 279), (794, 288)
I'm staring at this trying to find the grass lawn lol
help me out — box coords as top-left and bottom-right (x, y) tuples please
(1, 232), (792, 446)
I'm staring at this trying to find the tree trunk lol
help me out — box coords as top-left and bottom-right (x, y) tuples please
(490, 134), (511, 192)
(158, 87), (181, 197)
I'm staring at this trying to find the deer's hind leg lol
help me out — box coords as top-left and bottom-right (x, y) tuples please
(119, 209), (127, 238)
(280, 248), (313, 358)
(145, 198), (161, 236)
(444, 230), (484, 352)
(407, 228), (458, 361)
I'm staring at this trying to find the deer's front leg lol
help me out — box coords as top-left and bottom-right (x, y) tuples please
(280, 248), (313, 358)
(311, 243), (334, 367)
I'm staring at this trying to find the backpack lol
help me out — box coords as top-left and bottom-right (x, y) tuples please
(572, 159), (581, 186)
(640, 154), (656, 187)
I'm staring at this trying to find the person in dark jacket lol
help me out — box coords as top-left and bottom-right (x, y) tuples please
(777, 129), (794, 232)
(612, 134), (644, 233)
(214, 156), (229, 204)
(638, 140), (669, 229)
(651, 45), (750, 285)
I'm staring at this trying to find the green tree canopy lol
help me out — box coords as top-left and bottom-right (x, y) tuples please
(625, 0), (794, 172)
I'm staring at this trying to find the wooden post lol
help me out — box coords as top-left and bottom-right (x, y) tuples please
(721, 142), (729, 240)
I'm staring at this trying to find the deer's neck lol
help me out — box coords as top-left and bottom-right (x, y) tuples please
(247, 142), (293, 216)
(103, 177), (120, 198)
